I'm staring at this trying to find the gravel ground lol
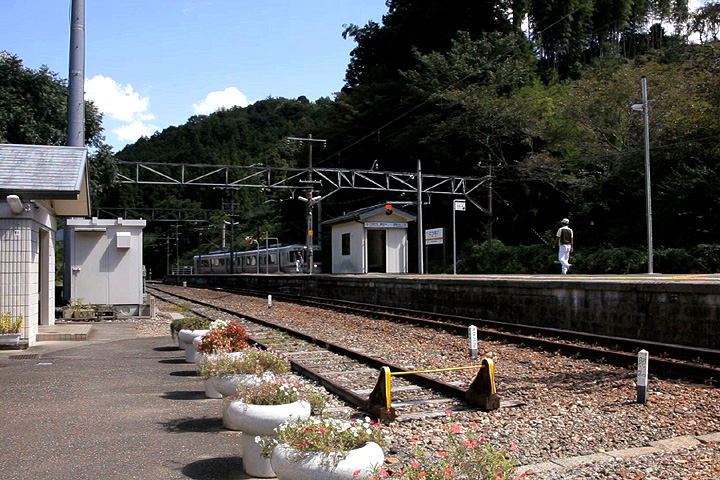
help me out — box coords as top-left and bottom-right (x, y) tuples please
(151, 286), (720, 479)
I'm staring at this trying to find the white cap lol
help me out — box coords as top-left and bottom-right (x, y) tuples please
(561, 218), (569, 224)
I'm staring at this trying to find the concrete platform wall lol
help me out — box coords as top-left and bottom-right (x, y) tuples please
(166, 274), (720, 349)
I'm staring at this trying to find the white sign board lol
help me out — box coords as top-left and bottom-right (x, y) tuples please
(454, 199), (466, 211)
(364, 222), (408, 228)
(425, 228), (444, 245)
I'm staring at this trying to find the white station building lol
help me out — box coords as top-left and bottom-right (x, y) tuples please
(323, 205), (416, 274)
(0, 144), (91, 346)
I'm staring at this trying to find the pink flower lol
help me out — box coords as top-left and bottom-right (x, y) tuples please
(511, 442), (518, 452)
(451, 423), (462, 434)
(439, 452), (447, 457)
(379, 471), (388, 477)
(412, 461), (420, 469)
(418, 473), (426, 478)
(445, 409), (453, 415)
(444, 467), (452, 475)
(319, 428), (326, 433)
(496, 477), (502, 480)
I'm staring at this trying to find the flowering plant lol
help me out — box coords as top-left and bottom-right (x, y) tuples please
(196, 320), (248, 354)
(393, 418), (520, 480)
(233, 378), (326, 413)
(199, 347), (290, 379)
(0, 312), (22, 334)
(258, 415), (386, 462)
(169, 316), (210, 339)
(208, 319), (230, 330)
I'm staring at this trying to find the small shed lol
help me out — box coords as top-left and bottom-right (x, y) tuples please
(323, 205), (416, 274)
(0, 144), (90, 346)
(64, 218), (147, 316)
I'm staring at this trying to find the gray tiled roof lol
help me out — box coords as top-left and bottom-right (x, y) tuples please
(0, 144), (87, 199)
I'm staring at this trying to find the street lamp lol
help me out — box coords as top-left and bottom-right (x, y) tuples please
(631, 75), (654, 274)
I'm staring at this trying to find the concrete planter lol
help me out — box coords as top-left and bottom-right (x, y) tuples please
(212, 373), (273, 398)
(0, 333), (21, 346)
(177, 329), (207, 351)
(185, 333), (209, 363)
(223, 400), (311, 478)
(270, 441), (385, 480)
(204, 378), (223, 398)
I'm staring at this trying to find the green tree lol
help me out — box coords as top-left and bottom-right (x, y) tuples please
(0, 51), (104, 147)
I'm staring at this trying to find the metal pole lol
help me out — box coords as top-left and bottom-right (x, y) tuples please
(641, 76), (654, 274)
(453, 202), (457, 275)
(265, 232), (269, 274)
(175, 224), (179, 272)
(417, 160), (424, 275)
(487, 162), (493, 250)
(67, 0), (85, 147)
(307, 135), (314, 275)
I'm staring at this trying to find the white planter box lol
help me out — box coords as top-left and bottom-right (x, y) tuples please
(0, 333), (21, 346)
(271, 441), (385, 480)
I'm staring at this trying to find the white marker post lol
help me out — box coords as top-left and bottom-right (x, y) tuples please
(267, 294), (272, 309)
(637, 349), (649, 404)
(468, 325), (478, 358)
(182, 281), (187, 290)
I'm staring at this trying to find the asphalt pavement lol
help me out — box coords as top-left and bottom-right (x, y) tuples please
(0, 323), (255, 480)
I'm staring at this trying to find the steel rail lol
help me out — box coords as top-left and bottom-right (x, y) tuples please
(211, 285), (720, 386)
(149, 286), (471, 415)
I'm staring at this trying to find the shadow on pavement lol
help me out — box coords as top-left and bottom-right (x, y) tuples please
(160, 416), (224, 433)
(154, 346), (182, 352)
(169, 370), (198, 377)
(159, 358), (188, 364)
(161, 390), (207, 400)
(182, 456), (245, 479)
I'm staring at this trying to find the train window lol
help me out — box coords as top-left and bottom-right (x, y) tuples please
(211, 258), (219, 266)
(201, 260), (210, 267)
(269, 254), (277, 265)
(342, 233), (351, 256)
(245, 256), (251, 266)
(250, 256), (257, 266)
(219, 258), (226, 266)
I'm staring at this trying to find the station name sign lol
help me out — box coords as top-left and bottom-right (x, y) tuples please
(425, 227), (444, 245)
(364, 222), (408, 228)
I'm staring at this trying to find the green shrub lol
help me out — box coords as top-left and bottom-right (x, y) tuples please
(170, 316), (211, 339)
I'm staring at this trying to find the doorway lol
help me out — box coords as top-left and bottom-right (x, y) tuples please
(367, 230), (386, 273)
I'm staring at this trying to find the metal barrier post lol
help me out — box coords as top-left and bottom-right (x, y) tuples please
(466, 358), (501, 411)
(367, 366), (396, 423)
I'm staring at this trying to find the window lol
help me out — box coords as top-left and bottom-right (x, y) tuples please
(342, 233), (351, 256)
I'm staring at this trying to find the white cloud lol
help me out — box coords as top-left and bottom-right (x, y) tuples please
(85, 75), (151, 122)
(114, 122), (159, 142)
(193, 87), (249, 114)
(85, 75), (159, 144)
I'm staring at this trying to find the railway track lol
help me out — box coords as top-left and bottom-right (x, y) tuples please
(159, 282), (720, 388)
(205, 285), (720, 385)
(149, 285), (508, 422)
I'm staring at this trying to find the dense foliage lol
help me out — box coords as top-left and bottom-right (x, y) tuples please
(4, 1), (720, 274)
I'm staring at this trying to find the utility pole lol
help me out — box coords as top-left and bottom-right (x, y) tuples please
(417, 160), (424, 275)
(632, 76), (654, 273)
(287, 135), (326, 275)
(487, 162), (493, 250)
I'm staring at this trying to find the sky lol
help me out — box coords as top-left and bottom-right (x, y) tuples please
(2, 0), (389, 151)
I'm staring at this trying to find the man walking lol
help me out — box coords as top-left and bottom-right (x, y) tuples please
(552, 218), (574, 274)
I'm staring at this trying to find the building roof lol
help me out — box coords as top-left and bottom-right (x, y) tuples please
(0, 144), (90, 216)
(322, 204), (417, 226)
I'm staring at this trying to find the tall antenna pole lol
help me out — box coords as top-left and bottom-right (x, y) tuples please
(417, 159), (424, 274)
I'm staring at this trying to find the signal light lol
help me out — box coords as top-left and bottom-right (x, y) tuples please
(385, 204), (393, 215)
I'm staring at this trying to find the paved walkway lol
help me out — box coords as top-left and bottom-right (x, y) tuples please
(0, 323), (257, 480)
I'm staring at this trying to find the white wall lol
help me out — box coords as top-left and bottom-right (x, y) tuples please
(0, 201), (56, 345)
(67, 219), (145, 309)
(330, 221), (365, 273)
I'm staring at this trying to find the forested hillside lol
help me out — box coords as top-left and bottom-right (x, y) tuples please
(4, 0), (720, 274)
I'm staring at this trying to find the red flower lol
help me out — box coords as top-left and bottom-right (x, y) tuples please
(450, 423), (462, 434)
(412, 461), (420, 470)
(444, 467), (452, 475)
(353, 470), (361, 476)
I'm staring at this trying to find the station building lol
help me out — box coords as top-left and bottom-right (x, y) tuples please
(0, 144), (90, 346)
(323, 205), (416, 274)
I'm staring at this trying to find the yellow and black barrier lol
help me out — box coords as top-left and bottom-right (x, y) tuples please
(367, 359), (500, 423)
